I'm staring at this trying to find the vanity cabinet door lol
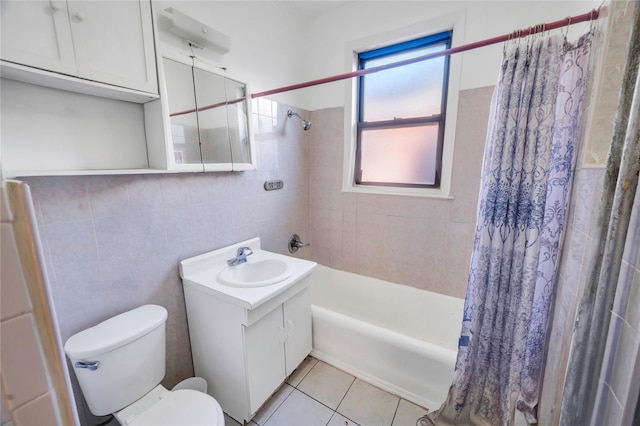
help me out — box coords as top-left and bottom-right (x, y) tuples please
(66, 0), (158, 94)
(244, 306), (287, 415)
(283, 287), (312, 377)
(0, 1), (76, 75)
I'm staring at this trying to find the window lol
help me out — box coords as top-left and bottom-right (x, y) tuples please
(355, 31), (451, 188)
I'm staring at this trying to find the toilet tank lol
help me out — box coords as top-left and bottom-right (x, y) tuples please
(64, 305), (168, 416)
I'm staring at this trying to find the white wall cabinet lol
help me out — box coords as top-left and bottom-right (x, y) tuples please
(183, 280), (312, 424)
(0, 0), (158, 98)
(0, 2), (255, 178)
(0, 1), (76, 76)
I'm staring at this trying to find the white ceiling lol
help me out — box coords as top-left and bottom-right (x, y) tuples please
(283, 1), (355, 19)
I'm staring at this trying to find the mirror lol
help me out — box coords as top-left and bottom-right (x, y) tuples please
(163, 57), (254, 170)
(225, 78), (252, 165)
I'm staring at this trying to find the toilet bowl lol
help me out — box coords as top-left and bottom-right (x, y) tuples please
(64, 305), (224, 425)
(114, 385), (224, 426)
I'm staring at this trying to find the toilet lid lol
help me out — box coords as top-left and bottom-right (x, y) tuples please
(129, 389), (224, 426)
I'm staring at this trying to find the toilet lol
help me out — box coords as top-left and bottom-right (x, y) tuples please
(64, 305), (225, 425)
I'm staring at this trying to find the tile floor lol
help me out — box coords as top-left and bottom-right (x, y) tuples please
(224, 356), (429, 426)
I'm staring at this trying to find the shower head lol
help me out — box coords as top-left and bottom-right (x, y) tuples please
(287, 110), (312, 131)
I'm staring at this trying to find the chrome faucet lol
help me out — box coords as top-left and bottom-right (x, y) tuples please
(227, 246), (253, 266)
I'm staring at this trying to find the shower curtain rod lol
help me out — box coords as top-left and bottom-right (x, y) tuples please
(251, 8), (600, 99)
(169, 8), (600, 118)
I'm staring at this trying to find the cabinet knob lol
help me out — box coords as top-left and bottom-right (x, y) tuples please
(72, 12), (86, 22)
(49, 1), (61, 11)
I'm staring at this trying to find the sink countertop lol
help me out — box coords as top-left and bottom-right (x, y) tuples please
(179, 238), (317, 310)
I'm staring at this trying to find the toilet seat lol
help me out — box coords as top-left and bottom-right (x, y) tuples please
(116, 387), (224, 426)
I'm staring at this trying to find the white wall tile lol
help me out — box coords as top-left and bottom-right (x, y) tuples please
(0, 224), (31, 321)
(11, 391), (59, 426)
(0, 315), (50, 410)
(307, 97), (486, 299)
(609, 321), (640, 406)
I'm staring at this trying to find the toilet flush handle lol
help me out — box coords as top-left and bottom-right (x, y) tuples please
(75, 361), (100, 371)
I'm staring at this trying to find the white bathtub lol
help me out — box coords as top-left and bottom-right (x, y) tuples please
(309, 265), (465, 410)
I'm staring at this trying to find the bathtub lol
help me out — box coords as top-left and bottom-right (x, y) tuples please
(309, 265), (464, 410)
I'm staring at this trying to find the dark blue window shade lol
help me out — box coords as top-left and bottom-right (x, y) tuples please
(358, 31), (452, 63)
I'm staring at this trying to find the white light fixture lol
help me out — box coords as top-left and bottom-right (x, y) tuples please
(157, 7), (230, 55)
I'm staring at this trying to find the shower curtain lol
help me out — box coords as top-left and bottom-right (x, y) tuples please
(560, 6), (640, 425)
(419, 31), (593, 426)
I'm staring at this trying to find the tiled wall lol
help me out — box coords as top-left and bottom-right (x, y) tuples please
(306, 87), (493, 299)
(20, 99), (310, 425)
(1, 182), (77, 426)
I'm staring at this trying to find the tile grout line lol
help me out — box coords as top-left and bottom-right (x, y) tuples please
(259, 358), (319, 425)
(330, 376), (358, 425)
(389, 398), (401, 426)
(334, 376), (356, 411)
(293, 358), (359, 426)
(253, 383), (293, 426)
(288, 357), (319, 389)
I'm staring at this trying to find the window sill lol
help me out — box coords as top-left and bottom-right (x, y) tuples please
(342, 183), (454, 199)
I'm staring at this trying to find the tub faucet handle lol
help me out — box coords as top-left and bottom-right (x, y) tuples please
(288, 234), (309, 253)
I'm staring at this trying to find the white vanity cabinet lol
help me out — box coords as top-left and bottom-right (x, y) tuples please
(183, 281), (312, 424)
(180, 239), (316, 424)
(0, 0), (158, 96)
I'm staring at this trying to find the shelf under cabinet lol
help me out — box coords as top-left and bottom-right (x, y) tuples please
(1, 61), (159, 104)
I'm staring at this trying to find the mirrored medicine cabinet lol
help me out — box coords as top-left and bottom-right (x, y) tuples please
(158, 52), (255, 172)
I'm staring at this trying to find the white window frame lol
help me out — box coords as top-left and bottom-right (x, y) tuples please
(342, 12), (465, 198)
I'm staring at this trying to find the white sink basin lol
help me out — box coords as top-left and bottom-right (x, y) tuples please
(217, 259), (292, 288)
(180, 238), (318, 309)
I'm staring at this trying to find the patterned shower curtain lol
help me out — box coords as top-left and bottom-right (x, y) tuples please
(419, 32), (593, 426)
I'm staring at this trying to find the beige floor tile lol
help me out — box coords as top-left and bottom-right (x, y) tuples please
(264, 389), (334, 426)
(337, 379), (400, 426)
(286, 355), (319, 387)
(297, 360), (355, 409)
(328, 411), (361, 426)
(392, 399), (429, 426)
(253, 383), (295, 425)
